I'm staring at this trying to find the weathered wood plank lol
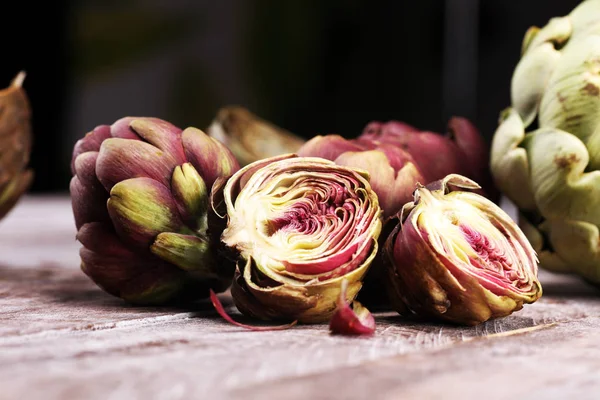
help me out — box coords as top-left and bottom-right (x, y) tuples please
(1, 197), (599, 399)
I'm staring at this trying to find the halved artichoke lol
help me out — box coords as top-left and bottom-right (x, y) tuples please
(213, 154), (383, 323)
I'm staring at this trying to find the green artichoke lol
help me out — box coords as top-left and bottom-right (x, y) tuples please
(213, 154), (383, 323)
(491, 0), (600, 284)
(70, 117), (239, 304)
(0, 72), (33, 221)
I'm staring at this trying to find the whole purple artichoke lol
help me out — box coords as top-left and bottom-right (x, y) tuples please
(70, 117), (239, 304)
(299, 118), (497, 219)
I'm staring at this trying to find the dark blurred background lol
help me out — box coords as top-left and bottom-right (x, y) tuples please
(0, 0), (582, 193)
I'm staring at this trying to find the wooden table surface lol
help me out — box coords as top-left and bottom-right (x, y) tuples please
(1, 197), (599, 400)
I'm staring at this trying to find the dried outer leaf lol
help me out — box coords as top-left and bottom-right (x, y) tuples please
(0, 72), (33, 220)
(207, 106), (305, 166)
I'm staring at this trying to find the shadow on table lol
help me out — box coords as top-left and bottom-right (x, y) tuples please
(0, 263), (221, 316)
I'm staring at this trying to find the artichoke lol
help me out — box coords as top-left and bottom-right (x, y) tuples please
(490, 0), (600, 284)
(384, 174), (542, 325)
(0, 72), (33, 221)
(213, 154), (383, 323)
(207, 106), (305, 166)
(299, 117), (496, 219)
(329, 279), (375, 336)
(70, 117), (239, 304)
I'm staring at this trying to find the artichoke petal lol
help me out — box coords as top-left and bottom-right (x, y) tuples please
(78, 222), (186, 303)
(171, 162), (208, 230)
(541, 218), (600, 282)
(334, 150), (423, 220)
(539, 36), (600, 151)
(96, 138), (177, 190)
(151, 232), (213, 274)
(512, 42), (562, 127)
(0, 72), (32, 221)
(107, 177), (184, 248)
(129, 118), (186, 165)
(525, 128), (600, 226)
(0, 170), (33, 221)
(297, 135), (365, 161)
(182, 127), (239, 189)
(207, 106), (305, 166)
(490, 109), (537, 211)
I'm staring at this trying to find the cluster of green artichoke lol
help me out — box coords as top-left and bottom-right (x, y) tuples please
(491, 0), (600, 286)
(63, 0), (600, 332)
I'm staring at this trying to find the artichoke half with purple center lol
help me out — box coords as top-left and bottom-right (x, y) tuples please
(70, 117), (239, 304)
(384, 174), (542, 325)
(213, 154), (383, 323)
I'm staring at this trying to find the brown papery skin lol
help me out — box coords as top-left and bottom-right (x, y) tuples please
(0, 72), (33, 221)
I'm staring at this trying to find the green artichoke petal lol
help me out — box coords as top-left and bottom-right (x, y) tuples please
(171, 162), (208, 231)
(525, 15), (571, 55)
(512, 42), (562, 127)
(107, 177), (184, 247)
(539, 36), (600, 160)
(541, 218), (600, 282)
(151, 232), (216, 275)
(525, 128), (600, 226)
(512, 13), (570, 127)
(569, 0), (600, 38)
(518, 211), (571, 274)
(490, 109), (537, 211)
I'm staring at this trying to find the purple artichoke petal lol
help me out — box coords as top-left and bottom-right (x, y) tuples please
(360, 120), (419, 142)
(329, 279), (375, 336)
(76, 222), (136, 258)
(129, 118), (186, 166)
(109, 117), (144, 140)
(297, 135), (365, 161)
(70, 176), (110, 230)
(96, 138), (177, 191)
(71, 125), (111, 174)
(182, 127), (240, 189)
(80, 246), (186, 304)
(72, 151), (100, 185)
(335, 150), (424, 220)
